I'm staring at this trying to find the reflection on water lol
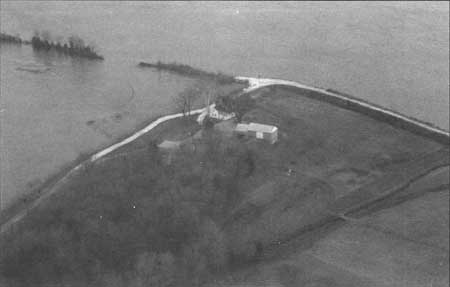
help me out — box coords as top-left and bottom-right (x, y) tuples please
(0, 1), (449, 208)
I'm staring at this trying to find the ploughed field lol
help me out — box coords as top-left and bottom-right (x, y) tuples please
(0, 85), (448, 287)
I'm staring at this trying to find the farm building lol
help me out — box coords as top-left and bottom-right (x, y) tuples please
(197, 105), (235, 124)
(158, 140), (181, 165)
(157, 140), (181, 150)
(234, 122), (278, 144)
(235, 123), (249, 135)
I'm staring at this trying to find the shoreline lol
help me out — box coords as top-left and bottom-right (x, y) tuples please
(0, 108), (208, 234)
(138, 61), (248, 85)
(238, 77), (449, 145)
(1, 75), (448, 234)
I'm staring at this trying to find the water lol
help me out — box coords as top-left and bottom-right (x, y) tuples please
(1, 1), (449, 208)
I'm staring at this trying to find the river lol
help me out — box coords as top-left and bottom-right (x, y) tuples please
(0, 1), (448, 209)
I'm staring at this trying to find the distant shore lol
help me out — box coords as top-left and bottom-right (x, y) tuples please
(0, 33), (24, 45)
(0, 32), (104, 60)
(31, 35), (104, 60)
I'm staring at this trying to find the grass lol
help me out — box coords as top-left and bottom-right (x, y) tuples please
(0, 85), (447, 287)
(310, 190), (449, 287)
(104, 115), (201, 159)
(326, 88), (447, 132)
(276, 85), (448, 145)
(0, 152), (92, 227)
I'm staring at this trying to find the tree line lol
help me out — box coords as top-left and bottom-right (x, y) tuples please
(30, 31), (104, 60)
(0, 32), (23, 44)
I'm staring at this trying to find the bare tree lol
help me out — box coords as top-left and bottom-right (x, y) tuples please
(198, 80), (220, 113)
(174, 86), (200, 117)
(175, 80), (224, 117)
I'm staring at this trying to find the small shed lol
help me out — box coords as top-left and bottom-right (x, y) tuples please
(157, 140), (181, 165)
(248, 123), (278, 144)
(158, 140), (181, 150)
(234, 122), (278, 144)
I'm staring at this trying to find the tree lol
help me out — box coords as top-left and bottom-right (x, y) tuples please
(200, 80), (220, 107)
(175, 80), (222, 118)
(174, 86), (199, 117)
(40, 30), (52, 42)
(68, 35), (85, 50)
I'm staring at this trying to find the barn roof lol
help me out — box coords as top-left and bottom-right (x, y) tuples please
(235, 123), (249, 133)
(248, 122), (278, 133)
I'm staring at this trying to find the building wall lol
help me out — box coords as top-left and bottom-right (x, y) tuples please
(263, 130), (277, 144)
(272, 129), (278, 143)
(247, 130), (278, 144)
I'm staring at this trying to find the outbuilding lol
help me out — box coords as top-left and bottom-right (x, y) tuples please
(234, 122), (278, 144)
(197, 105), (235, 124)
(235, 123), (249, 135)
(157, 140), (181, 150)
(157, 140), (181, 165)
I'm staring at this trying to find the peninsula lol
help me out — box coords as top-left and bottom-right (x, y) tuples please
(138, 61), (248, 85)
(0, 71), (448, 287)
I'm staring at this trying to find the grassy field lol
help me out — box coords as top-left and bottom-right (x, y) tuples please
(214, 187), (448, 287)
(0, 85), (447, 287)
(206, 86), (449, 287)
(218, 86), (447, 261)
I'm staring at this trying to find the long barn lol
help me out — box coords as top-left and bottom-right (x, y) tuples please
(235, 122), (278, 144)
